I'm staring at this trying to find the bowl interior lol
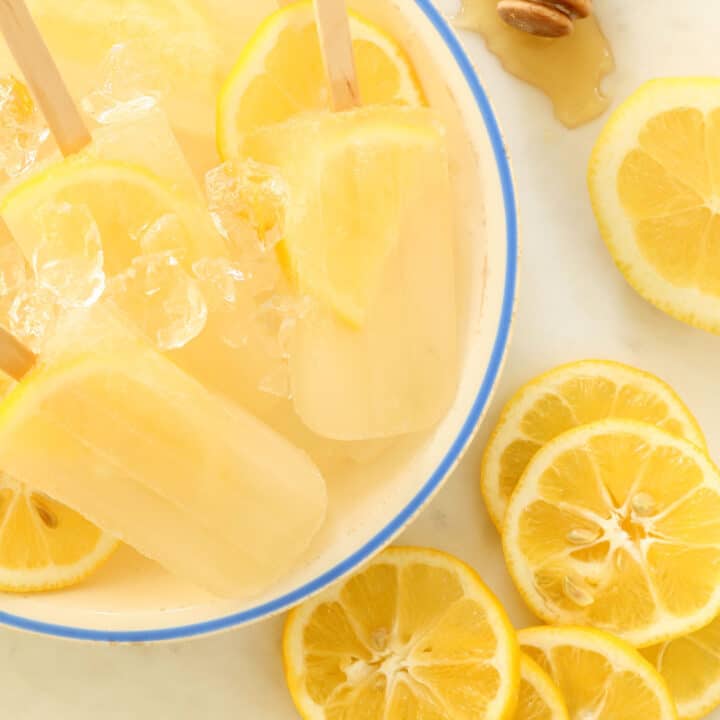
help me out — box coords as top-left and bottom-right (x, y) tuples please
(0, 0), (515, 640)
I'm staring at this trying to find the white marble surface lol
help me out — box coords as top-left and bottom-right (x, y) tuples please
(5, 1), (720, 717)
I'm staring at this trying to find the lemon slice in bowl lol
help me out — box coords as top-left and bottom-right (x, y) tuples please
(642, 616), (720, 720)
(242, 107), (448, 327)
(519, 626), (676, 720)
(516, 654), (569, 720)
(283, 546), (519, 720)
(481, 359), (705, 530)
(1, 157), (210, 275)
(0, 472), (116, 593)
(0, 332), (116, 593)
(216, 0), (424, 159)
(503, 419), (720, 647)
(588, 77), (720, 334)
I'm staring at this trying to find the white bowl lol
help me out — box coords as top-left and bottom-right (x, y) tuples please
(0, 0), (518, 641)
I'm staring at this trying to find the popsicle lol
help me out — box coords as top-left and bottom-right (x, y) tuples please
(241, 105), (457, 439)
(0, 305), (327, 597)
(0, 1), (223, 277)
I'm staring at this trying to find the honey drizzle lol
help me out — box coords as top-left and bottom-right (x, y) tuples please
(454, 0), (615, 128)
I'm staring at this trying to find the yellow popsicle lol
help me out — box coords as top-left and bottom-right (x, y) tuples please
(0, 0), (223, 167)
(0, 307), (327, 597)
(242, 106), (457, 439)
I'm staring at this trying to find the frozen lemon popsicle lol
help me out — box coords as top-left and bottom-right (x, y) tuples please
(1, 108), (224, 276)
(242, 106), (457, 440)
(0, 307), (327, 597)
(0, 0), (222, 275)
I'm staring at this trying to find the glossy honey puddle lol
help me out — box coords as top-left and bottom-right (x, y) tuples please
(455, 0), (615, 128)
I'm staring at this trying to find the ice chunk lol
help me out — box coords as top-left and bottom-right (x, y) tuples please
(81, 41), (169, 125)
(254, 294), (310, 399)
(0, 241), (27, 298)
(33, 202), (105, 308)
(192, 256), (247, 311)
(258, 366), (291, 399)
(192, 256), (305, 398)
(256, 294), (310, 358)
(137, 213), (189, 256)
(9, 279), (62, 353)
(245, 253), (282, 297)
(192, 255), (284, 351)
(265, 293), (312, 320)
(0, 75), (49, 177)
(205, 160), (287, 255)
(0, 234), (29, 339)
(107, 252), (207, 351)
(192, 256), (254, 348)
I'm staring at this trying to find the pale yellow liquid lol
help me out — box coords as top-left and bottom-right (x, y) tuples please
(455, 0), (615, 128)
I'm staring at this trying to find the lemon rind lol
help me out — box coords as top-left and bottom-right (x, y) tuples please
(481, 358), (706, 531)
(0, 532), (117, 593)
(519, 653), (570, 720)
(644, 615), (720, 720)
(519, 625), (677, 720)
(216, 0), (424, 160)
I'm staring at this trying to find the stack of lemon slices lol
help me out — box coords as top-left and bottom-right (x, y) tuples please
(481, 358), (720, 720)
(283, 545), (677, 720)
(286, 359), (720, 720)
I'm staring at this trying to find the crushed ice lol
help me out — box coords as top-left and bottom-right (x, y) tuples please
(107, 252), (207, 351)
(33, 201), (105, 308)
(0, 75), (49, 178)
(81, 41), (169, 125)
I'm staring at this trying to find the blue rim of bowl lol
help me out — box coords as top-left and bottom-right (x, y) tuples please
(0, 0), (518, 642)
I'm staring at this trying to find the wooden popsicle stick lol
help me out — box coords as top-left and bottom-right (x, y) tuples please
(0, 0), (91, 156)
(0, 326), (36, 380)
(313, 0), (361, 111)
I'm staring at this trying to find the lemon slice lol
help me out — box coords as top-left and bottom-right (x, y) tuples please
(0, 320), (116, 595)
(283, 546), (519, 720)
(515, 654), (569, 720)
(217, 0), (424, 159)
(642, 616), (720, 720)
(0, 472), (116, 593)
(0, 237), (117, 594)
(481, 359), (705, 530)
(519, 626), (676, 720)
(588, 77), (720, 334)
(1, 157), (209, 275)
(504, 419), (720, 647)
(242, 107), (448, 326)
